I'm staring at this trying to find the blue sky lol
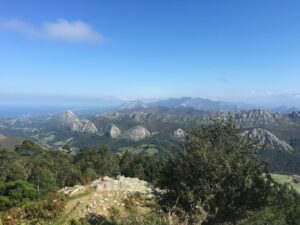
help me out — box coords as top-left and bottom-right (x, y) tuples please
(0, 0), (300, 104)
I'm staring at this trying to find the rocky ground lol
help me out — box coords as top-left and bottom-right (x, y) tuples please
(57, 176), (155, 224)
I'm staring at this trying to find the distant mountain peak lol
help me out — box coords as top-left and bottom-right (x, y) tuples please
(58, 110), (98, 134)
(120, 100), (147, 110)
(244, 128), (293, 152)
(143, 97), (253, 112)
(105, 123), (121, 138)
(289, 111), (300, 120)
(122, 125), (151, 141)
(271, 105), (298, 114)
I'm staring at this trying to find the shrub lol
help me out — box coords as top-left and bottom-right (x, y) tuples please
(0, 180), (38, 210)
(24, 193), (66, 222)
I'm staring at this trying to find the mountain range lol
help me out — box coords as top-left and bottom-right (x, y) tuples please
(112, 97), (299, 115)
(1, 98), (300, 173)
(1, 107), (300, 151)
(2, 96), (299, 118)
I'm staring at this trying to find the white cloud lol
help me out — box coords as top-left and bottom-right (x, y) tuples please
(0, 19), (105, 43)
(43, 20), (104, 42)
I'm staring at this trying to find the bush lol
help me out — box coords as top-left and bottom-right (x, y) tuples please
(238, 207), (286, 225)
(119, 212), (169, 225)
(0, 180), (38, 210)
(24, 193), (66, 221)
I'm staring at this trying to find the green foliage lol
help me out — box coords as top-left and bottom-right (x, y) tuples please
(237, 207), (287, 225)
(48, 151), (81, 187)
(69, 218), (90, 225)
(1, 136), (300, 224)
(68, 211), (169, 225)
(0, 149), (22, 182)
(268, 183), (300, 225)
(96, 145), (120, 177)
(120, 151), (164, 184)
(0, 139), (164, 202)
(15, 140), (43, 156)
(75, 145), (120, 182)
(118, 212), (169, 225)
(5, 163), (27, 182)
(83, 168), (98, 182)
(159, 119), (272, 224)
(0, 180), (38, 210)
(24, 193), (66, 222)
(29, 166), (57, 192)
(272, 174), (300, 193)
(238, 183), (300, 225)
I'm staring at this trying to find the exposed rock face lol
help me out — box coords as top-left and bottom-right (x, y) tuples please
(105, 124), (121, 138)
(130, 112), (151, 123)
(122, 125), (151, 141)
(60, 176), (153, 197)
(91, 176), (152, 193)
(234, 109), (278, 125)
(289, 111), (300, 121)
(99, 112), (125, 120)
(58, 110), (98, 134)
(172, 129), (187, 141)
(80, 119), (99, 134)
(244, 128), (293, 152)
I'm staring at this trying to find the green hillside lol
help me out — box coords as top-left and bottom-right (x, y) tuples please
(272, 173), (300, 193)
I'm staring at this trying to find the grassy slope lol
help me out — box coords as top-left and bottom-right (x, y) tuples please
(118, 144), (159, 156)
(272, 174), (300, 193)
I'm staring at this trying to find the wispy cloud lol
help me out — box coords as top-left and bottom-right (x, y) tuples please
(0, 19), (105, 43)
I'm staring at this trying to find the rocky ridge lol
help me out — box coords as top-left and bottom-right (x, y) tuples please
(58, 110), (98, 134)
(59, 176), (154, 219)
(289, 111), (300, 121)
(233, 109), (284, 127)
(172, 128), (187, 141)
(122, 125), (151, 141)
(244, 128), (293, 152)
(104, 124), (121, 138)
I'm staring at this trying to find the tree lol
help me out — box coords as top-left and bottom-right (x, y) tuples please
(15, 140), (43, 156)
(120, 151), (164, 183)
(48, 151), (80, 187)
(0, 149), (20, 182)
(159, 119), (271, 224)
(5, 163), (27, 182)
(29, 166), (56, 193)
(95, 145), (120, 177)
(75, 147), (99, 174)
